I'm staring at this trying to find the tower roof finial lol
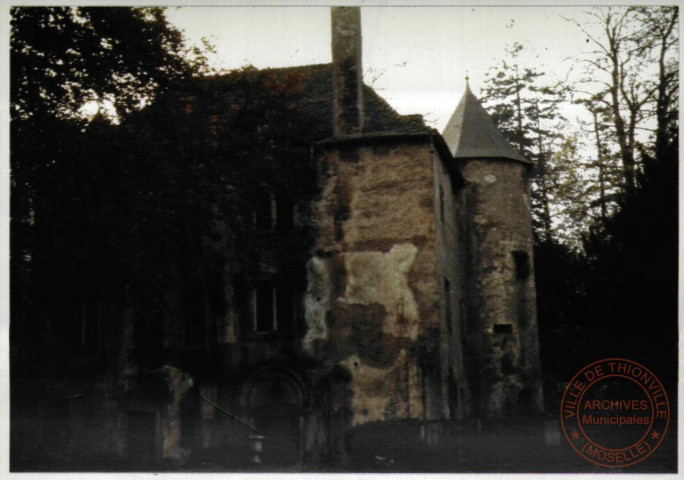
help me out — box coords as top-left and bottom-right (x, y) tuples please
(465, 71), (470, 91)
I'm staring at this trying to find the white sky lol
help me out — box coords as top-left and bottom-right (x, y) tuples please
(165, 6), (598, 131)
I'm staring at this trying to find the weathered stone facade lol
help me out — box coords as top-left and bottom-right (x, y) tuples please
(13, 6), (545, 469)
(307, 139), (441, 425)
(459, 160), (543, 417)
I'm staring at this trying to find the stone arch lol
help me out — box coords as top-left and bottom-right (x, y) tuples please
(239, 363), (311, 410)
(238, 363), (312, 465)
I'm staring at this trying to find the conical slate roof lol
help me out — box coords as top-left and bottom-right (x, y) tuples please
(442, 83), (529, 164)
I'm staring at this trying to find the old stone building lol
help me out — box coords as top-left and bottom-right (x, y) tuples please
(13, 7), (544, 469)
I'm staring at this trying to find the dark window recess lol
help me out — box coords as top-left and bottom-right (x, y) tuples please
(493, 324), (513, 335)
(439, 186), (445, 223)
(254, 192), (275, 230)
(81, 296), (100, 346)
(253, 283), (296, 334)
(275, 194), (294, 230)
(276, 283), (294, 332)
(444, 278), (452, 336)
(512, 250), (531, 279)
(255, 285), (275, 332)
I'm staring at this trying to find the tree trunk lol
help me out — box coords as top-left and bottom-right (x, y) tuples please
(592, 110), (609, 223)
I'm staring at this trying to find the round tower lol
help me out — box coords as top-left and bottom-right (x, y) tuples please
(442, 81), (544, 418)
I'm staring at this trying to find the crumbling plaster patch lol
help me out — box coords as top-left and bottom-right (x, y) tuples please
(304, 243), (419, 353)
(343, 243), (419, 340)
(304, 243), (423, 424)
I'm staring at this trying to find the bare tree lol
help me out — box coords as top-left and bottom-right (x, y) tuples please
(630, 6), (679, 163)
(567, 6), (678, 195)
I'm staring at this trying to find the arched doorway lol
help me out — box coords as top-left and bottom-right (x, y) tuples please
(240, 365), (310, 466)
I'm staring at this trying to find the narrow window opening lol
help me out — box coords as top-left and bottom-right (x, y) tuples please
(251, 281), (297, 334)
(276, 283), (294, 332)
(512, 250), (530, 279)
(254, 192), (276, 231)
(493, 323), (513, 335)
(255, 284), (276, 332)
(275, 194), (294, 230)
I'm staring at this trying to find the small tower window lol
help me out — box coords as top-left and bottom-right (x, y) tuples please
(255, 284), (276, 332)
(512, 250), (530, 279)
(254, 192), (276, 231)
(493, 324), (513, 335)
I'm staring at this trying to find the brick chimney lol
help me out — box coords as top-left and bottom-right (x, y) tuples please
(331, 7), (364, 136)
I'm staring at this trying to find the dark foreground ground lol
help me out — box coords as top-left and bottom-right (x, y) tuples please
(12, 417), (677, 474)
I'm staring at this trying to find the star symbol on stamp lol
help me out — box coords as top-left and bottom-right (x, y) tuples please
(651, 431), (660, 439)
(571, 431), (580, 440)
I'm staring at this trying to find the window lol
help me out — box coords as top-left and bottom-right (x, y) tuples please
(252, 282), (294, 333)
(276, 283), (294, 331)
(255, 284), (275, 332)
(493, 324), (513, 335)
(275, 194), (294, 231)
(254, 192), (276, 231)
(512, 250), (530, 279)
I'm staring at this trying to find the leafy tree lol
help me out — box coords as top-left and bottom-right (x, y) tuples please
(10, 7), (207, 122)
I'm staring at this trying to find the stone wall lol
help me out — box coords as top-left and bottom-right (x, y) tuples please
(305, 139), (442, 425)
(434, 154), (469, 419)
(459, 159), (544, 417)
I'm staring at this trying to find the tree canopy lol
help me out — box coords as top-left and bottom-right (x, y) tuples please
(11, 7), (207, 122)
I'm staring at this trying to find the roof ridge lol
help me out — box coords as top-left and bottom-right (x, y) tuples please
(191, 63), (432, 137)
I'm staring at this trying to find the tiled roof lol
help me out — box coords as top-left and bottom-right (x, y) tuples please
(442, 84), (529, 164)
(197, 63), (433, 143)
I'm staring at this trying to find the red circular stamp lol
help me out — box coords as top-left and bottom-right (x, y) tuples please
(560, 358), (669, 467)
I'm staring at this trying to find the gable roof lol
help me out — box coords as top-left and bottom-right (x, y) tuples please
(198, 63), (433, 143)
(442, 84), (529, 164)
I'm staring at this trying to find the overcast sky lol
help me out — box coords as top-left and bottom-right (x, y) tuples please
(165, 6), (598, 131)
